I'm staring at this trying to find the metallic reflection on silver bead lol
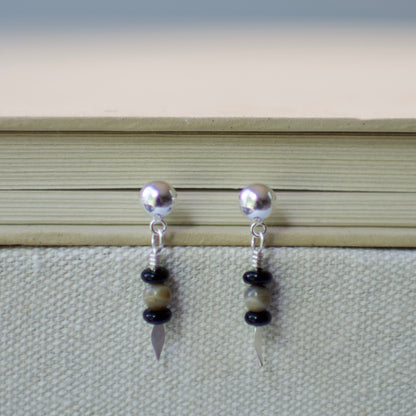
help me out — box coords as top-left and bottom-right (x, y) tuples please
(140, 181), (177, 218)
(239, 184), (275, 220)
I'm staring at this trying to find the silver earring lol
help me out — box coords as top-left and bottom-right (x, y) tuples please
(140, 181), (177, 360)
(239, 184), (275, 366)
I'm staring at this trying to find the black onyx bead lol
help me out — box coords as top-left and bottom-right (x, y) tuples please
(143, 308), (172, 325)
(243, 269), (273, 285)
(244, 310), (272, 326)
(141, 267), (169, 284)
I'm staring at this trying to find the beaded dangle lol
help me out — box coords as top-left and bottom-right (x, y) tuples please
(239, 184), (275, 366)
(140, 181), (176, 360)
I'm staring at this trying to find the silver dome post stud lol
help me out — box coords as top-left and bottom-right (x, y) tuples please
(140, 181), (177, 361)
(239, 184), (274, 222)
(239, 184), (275, 367)
(141, 181), (177, 219)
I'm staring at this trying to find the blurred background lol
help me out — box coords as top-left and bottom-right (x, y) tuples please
(1, 0), (415, 33)
(1, 1), (415, 118)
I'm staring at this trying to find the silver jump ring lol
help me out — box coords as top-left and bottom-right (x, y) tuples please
(150, 218), (167, 235)
(250, 221), (267, 238)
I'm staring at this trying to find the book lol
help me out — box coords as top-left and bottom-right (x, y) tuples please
(1, 26), (415, 247)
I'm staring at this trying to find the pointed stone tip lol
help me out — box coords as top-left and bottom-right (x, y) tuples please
(151, 324), (165, 361)
(254, 327), (264, 368)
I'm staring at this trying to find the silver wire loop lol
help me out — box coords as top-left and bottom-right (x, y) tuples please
(251, 232), (265, 252)
(250, 219), (266, 269)
(151, 229), (164, 251)
(149, 218), (167, 270)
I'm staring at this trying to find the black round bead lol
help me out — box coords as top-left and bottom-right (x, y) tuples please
(243, 269), (273, 285)
(143, 308), (172, 325)
(244, 310), (272, 326)
(141, 267), (169, 284)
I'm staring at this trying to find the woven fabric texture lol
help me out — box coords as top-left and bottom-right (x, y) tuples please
(0, 246), (415, 416)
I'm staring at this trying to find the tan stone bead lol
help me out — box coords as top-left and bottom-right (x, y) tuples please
(144, 284), (171, 311)
(244, 285), (271, 312)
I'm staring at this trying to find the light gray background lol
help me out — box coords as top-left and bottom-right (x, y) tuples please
(1, 246), (415, 415)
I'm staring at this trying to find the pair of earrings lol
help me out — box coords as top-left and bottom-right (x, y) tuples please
(140, 181), (275, 365)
